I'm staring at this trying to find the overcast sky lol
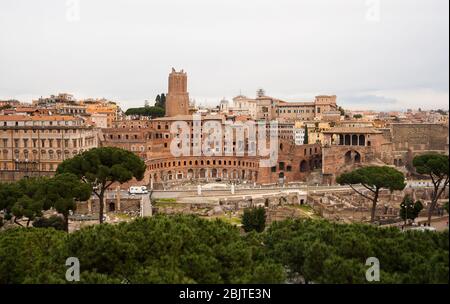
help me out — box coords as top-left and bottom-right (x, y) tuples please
(0, 0), (448, 111)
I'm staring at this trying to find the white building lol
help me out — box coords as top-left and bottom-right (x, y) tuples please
(231, 95), (258, 118)
(294, 127), (306, 145)
(90, 113), (108, 128)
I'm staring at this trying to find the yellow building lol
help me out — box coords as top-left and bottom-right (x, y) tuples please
(295, 121), (332, 144)
(83, 100), (119, 128)
(0, 115), (98, 181)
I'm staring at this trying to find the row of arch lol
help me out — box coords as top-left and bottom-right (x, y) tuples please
(7, 149), (83, 161)
(148, 158), (259, 170)
(299, 158), (322, 172)
(337, 134), (371, 146)
(151, 168), (258, 182)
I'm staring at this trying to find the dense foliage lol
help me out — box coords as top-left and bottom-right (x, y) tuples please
(0, 215), (447, 284)
(32, 215), (66, 231)
(56, 147), (146, 224)
(0, 215), (284, 284)
(399, 195), (423, 223)
(126, 94), (165, 116)
(125, 106), (165, 117)
(303, 124), (308, 144)
(336, 166), (406, 222)
(0, 174), (90, 231)
(154, 93), (166, 109)
(264, 219), (448, 284)
(413, 153), (449, 224)
(241, 207), (266, 232)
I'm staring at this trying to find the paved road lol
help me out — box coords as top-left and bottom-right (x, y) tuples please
(103, 184), (361, 201)
(150, 185), (359, 199)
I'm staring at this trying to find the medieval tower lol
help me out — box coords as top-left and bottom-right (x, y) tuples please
(165, 68), (189, 117)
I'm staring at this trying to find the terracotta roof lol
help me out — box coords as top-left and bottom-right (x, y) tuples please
(153, 114), (224, 121)
(0, 115), (78, 121)
(15, 107), (38, 112)
(323, 127), (382, 134)
(277, 102), (315, 107)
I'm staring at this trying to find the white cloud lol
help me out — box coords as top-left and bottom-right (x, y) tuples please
(0, 0), (448, 111)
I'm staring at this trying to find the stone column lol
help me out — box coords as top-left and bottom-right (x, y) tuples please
(116, 186), (121, 211)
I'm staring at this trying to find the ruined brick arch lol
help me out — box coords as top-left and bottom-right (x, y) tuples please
(344, 150), (361, 164)
(394, 158), (404, 166)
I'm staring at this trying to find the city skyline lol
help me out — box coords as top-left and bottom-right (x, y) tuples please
(0, 1), (448, 287)
(0, 0), (448, 111)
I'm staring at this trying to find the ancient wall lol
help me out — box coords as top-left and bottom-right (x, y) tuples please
(390, 123), (449, 152)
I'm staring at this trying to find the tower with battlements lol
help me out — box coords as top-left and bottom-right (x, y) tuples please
(165, 68), (189, 117)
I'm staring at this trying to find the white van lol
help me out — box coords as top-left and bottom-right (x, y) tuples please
(409, 226), (437, 232)
(128, 186), (148, 195)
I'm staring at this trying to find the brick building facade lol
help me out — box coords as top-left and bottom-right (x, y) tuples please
(0, 115), (98, 181)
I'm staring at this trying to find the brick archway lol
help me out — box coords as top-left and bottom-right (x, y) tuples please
(344, 150), (361, 164)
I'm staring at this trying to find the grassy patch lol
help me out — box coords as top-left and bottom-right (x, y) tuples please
(291, 204), (319, 219)
(212, 213), (242, 226)
(153, 198), (187, 209)
(155, 198), (177, 203)
(113, 213), (134, 220)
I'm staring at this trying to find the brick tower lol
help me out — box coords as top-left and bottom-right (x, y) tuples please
(165, 68), (189, 117)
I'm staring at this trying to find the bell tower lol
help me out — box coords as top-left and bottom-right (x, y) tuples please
(165, 68), (189, 117)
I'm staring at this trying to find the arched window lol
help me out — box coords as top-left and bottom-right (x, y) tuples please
(358, 135), (365, 146)
(300, 160), (308, 172)
(344, 135), (351, 145)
